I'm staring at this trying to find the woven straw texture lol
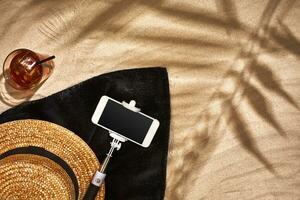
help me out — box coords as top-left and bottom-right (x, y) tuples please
(0, 119), (105, 200)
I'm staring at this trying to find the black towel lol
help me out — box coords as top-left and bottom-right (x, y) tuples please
(0, 67), (170, 200)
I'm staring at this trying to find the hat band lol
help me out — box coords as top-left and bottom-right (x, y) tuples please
(0, 146), (79, 199)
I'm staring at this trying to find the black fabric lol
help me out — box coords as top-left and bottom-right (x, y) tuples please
(0, 146), (79, 199)
(0, 67), (170, 200)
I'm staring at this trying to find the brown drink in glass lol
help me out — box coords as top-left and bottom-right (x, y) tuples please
(3, 49), (54, 90)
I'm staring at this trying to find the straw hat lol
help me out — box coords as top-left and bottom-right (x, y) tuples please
(0, 119), (105, 200)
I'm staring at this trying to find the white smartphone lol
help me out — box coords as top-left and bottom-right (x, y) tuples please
(91, 96), (160, 147)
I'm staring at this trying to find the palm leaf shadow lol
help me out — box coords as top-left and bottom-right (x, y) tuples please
(147, 2), (245, 32)
(216, 0), (240, 34)
(250, 60), (299, 110)
(144, 0), (293, 183)
(276, 0), (297, 20)
(242, 80), (286, 136)
(166, 113), (221, 200)
(66, 0), (140, 44)
(131, 34), (238, 50)
(225, 100), (277, 174)
(202, 0), (297, 179)
(245, 0), (281, 50)
(218, 0), (239, 22)
(66, 0), (164, 45)
(258, 0), (281, 27)
(268, 20), (300, 57)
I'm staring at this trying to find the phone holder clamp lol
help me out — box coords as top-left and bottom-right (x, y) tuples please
(122, 100), (141, 112)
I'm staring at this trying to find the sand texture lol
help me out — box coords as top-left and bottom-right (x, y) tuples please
(1, 0), (300, 199)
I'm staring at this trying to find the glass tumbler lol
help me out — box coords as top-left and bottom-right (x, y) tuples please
(3, 49), (54, 90)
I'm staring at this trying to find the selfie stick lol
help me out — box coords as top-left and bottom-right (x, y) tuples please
(83, 100), (140, 200)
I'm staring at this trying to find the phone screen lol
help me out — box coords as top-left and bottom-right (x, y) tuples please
(98, 99), (154, 143)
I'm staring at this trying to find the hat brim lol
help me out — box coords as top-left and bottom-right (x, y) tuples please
(0, 119), (105, 199)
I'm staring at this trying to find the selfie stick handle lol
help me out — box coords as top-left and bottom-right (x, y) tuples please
(83, 134), (125, 200)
